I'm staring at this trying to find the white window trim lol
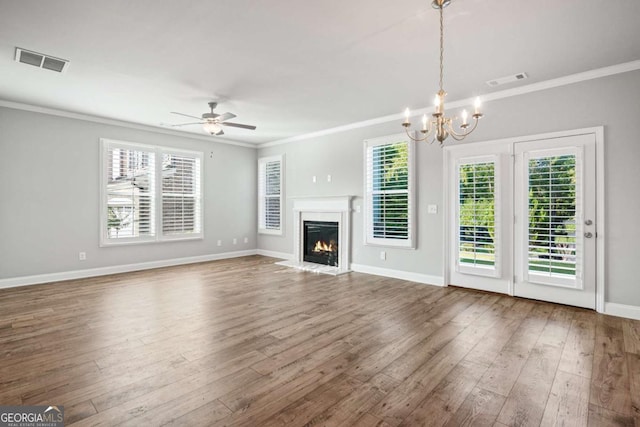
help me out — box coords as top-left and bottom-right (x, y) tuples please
(455, 155), (501, 278)
(363, 133), (415, 249)
(258, 154), (284, 236)
(100, 138), (203, 246)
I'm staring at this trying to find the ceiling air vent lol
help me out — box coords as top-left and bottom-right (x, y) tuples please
(486, 72), (527, 87)
(15, 47), (69, 73)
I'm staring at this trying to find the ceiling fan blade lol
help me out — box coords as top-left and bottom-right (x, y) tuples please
(215, 112), (237, 122)
(170, 122), (203, 127)
(170, 112), (204, 121)
(222, 122), (257, 130)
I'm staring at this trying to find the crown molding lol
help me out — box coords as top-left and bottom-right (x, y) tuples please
(0, 100), (257, 149)
(3, 60), (639, 151)
(258, 59), (640, 149)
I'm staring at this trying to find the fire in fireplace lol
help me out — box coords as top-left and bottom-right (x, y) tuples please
(303, 220), (339, 266)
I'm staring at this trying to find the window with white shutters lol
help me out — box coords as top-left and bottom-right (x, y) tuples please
(162, 153), (202, 237)
(456, 156), (499, 274)
(101, 139), (202, 245)
(526, 152), (580, 282)
(258, 155), (283, 235)
(104, 143), (156, 242)
(365, 135), (414, 248)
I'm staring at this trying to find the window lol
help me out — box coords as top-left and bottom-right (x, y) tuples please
(526, 151), (579, 282)
(161, 152), (202, 238)
(101, 139), (202, 245)
(258, 155), (283, 235)
(456, 156), (500, 275)
(364, 134), (414, 247)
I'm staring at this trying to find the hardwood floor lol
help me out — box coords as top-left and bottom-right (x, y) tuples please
(0, 255), (638, 426)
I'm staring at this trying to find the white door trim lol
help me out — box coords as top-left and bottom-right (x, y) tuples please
(443, 126), (605, 312)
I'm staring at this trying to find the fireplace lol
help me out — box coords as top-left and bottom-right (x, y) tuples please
(275, 196), (352, 275)
(303, 221), (339, 266)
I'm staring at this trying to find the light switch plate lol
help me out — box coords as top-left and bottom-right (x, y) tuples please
(428, 204), (438, 214)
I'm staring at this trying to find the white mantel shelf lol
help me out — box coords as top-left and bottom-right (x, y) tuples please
(292, 196), (353, 213)
(277, 196), (353, 276)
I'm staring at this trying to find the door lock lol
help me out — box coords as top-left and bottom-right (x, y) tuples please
(584, 232), (593, 238)
(585, 219), (593, 225)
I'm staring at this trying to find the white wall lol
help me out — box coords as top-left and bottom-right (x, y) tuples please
(0, 107), (257, 280)
(258, 70), (640, 307)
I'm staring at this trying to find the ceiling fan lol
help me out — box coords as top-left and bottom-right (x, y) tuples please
(170, 102), (257, 136)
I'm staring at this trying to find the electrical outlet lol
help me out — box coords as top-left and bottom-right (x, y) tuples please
(312, 175), (317, 183)
(244, 237), (248, 244)
(380, 251), (386, 261)
(327, 174), (332, 182)
(355, 205), (361, 213)
(428, 204), (438, 214)
(79, 252), (86, 261)
(217, 240), (222, 246)
(233, 238), (237, 245)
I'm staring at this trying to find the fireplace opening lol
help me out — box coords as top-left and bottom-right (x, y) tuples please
(303, 220), (339, 266)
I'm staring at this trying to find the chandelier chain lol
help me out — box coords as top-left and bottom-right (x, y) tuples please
(439, 4), (444, 92)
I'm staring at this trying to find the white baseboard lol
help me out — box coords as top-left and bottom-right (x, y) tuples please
(351, 263), (444, 286)
(256, 249), (293, 260)
(0, 249), (258, 290)
(604, 302), (640, 321)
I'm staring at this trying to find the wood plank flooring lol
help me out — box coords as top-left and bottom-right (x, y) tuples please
(0, 255), (638, 426)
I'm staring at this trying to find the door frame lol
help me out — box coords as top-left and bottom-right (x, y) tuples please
(443, 126), (605, 312)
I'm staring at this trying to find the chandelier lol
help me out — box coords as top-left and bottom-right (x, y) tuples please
(402, 0), (483, 144)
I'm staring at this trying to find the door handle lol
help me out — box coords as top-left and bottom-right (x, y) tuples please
(584, 232), (593, 238)
(585, 219), (593, 225)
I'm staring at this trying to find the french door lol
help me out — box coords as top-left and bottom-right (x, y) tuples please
(513, 134), (596, 308)
(447, 130), (598, 309)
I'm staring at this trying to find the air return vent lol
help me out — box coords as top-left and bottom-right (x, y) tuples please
(15, 47), (69, 73)
(486, 72), (527, 87)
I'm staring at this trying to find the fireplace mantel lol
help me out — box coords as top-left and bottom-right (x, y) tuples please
(292, 196), (352, 214)
(277, 196), (353, 275)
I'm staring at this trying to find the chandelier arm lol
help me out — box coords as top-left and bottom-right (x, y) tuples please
(404, 115), (440, 142)
(447, 117), (480, 141)
(405, 127), (430, 142)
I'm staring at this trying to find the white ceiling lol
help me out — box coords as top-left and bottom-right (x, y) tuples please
(1, 0), (639, 145)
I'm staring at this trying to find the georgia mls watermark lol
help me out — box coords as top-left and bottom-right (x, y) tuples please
(0, 406), (64, 427)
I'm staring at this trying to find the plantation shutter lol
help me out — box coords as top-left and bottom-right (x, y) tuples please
(526, 151), (581, 281)
(365, 137), (414, 247)
(258, 156), (282, 233)
(105, 144), (156, 241)
(457, 157), (499, 273)
(161, 153), (202, 236)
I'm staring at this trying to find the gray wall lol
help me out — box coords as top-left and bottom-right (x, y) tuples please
(258, 124), (445, 278)
(258, 70), (640, 307)
(0, 107), (257, 279)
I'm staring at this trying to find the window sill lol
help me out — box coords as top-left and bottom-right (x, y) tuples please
(365, 240), (415, 250)
(258, 229), (283, 236)
(100, 235), (203, 247)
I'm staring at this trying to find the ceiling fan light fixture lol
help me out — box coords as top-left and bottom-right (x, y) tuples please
(170, 102), (254, 135)
(203, 121), (222, 135)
